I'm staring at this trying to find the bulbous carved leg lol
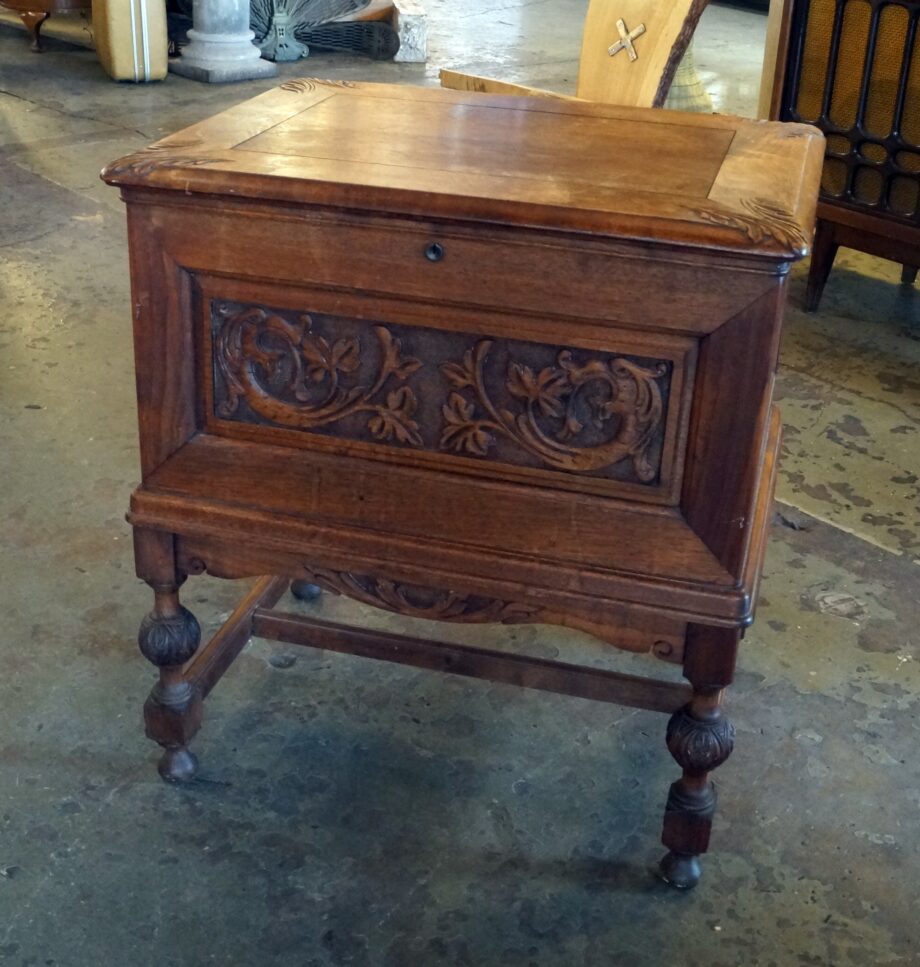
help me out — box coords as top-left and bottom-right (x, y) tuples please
(659, 691), (735, 889)
(291, 580), (323, 602)
(138, 585), (203, 782)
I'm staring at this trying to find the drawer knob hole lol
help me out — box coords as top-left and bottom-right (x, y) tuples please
(425, 242), (445, 262)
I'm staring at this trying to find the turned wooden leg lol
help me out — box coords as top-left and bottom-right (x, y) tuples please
(19, 11), (50, 52)
(659, 622), (738, 888)
(901, 264), (918, 286)
(804, 218), (838, 313)
(138, 582), (203, 782)
(291, 579), (323, 602)
(659, 690), (735, 888)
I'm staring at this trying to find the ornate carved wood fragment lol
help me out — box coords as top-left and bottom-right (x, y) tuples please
(693, 197), (810, 257)
(302, 568), (541, 624)
(440, 339), (666, 480)
(214, 302), (424, 446)
(211, 300), (672, 485)
(104, 139), (220, 179)
(280, 78), (359, 93)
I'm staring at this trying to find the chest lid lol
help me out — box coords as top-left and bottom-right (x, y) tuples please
(102, 79), (823, 261)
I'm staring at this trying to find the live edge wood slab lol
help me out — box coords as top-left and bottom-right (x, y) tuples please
(102, 80), (823, 889)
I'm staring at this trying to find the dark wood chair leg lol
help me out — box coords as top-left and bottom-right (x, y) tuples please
(19, 11), (51, 52)
(291, 579), (323, 602)
(901, 264), (918, 286)
(804, 218), (839, 313)
(137, 581), (203, 782)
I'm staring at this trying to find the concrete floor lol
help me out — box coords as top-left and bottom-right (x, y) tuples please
(1, 2), (918, 965)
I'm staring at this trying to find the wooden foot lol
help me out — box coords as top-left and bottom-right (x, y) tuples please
(901, 264), (918, 286)
(804, 219), (838, 312)
(659, 850), (702, 889)
(19, 11), (50, 52)
(290, 579), (323, 602)
(138, 585), (203, 782)
(158, 745), (199, 783)
(659, 691), (734, 889)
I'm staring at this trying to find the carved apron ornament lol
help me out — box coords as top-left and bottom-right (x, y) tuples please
(608, 18), (646, 61)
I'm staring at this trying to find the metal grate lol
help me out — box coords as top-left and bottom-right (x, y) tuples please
(781, 0), (920, 223)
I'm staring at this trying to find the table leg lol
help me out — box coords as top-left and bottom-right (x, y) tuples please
(135, 530), (203, 782)
(659, 690), (735, 888)
(138, 582), (203, 781)
(658, 623), (738, 888)
(804, 218), (839, 312)
(19, 11), (50, 52)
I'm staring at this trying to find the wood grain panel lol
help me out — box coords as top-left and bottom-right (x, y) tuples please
(126, 207), (197, 476)
(681, 285), (785, 579)
(102, 80), (825, 260)
(139, 197), (780, 337)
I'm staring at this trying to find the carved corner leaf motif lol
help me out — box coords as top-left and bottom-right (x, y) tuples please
(213, 302), (423, 447)
(303, 568), (541, 624)
(106, 139), (220, 179)
(281, 78), (359, 93)
(693, 197), (809, 256)
(439, 339), (666, 481)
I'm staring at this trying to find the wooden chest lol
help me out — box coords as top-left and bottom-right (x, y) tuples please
(103, 80), (823, 888)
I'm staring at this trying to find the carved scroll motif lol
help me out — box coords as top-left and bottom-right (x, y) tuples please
(440, 340), (666, 481)
(211, 301), (671, 484)
(213, 303), (424, 446)
(303, 568), (541, 624)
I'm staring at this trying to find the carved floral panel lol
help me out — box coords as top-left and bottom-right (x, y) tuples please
(210, 299), (674, 486)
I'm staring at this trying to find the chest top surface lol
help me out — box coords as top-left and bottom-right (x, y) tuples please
(102, 79), (824, 260)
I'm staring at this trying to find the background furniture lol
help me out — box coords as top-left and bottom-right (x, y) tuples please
(103, 80), (822, 889)
(93, 0), (169, 81)
(0, 0), (90, 51)
(440, 0), (710, 110)
(763, 0), (920, 309)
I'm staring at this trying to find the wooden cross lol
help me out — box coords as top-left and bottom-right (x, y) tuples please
(607, 18), (646, 62)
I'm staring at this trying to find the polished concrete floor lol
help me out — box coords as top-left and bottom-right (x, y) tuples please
(1, 3), (918, 965)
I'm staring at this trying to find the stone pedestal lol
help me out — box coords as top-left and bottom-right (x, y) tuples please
(392, 0), (427, 63)
(170, 0), (277, 83)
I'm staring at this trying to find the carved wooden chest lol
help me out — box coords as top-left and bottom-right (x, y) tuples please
(103, 80), (823, 888)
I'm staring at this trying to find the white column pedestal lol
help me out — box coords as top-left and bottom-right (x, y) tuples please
(170, 0), (277, 83)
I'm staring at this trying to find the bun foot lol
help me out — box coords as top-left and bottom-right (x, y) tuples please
(658, 851), (701, 889)
(158, 746), (198, 783)
(291, 580), (323, 602)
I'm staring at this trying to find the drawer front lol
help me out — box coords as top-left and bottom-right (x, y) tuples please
(198, 277), (696, 504)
